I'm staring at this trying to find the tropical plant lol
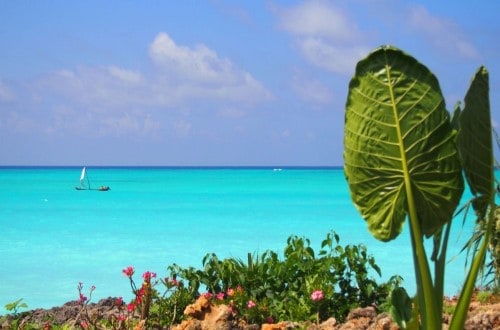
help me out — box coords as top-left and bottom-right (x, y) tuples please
(167, 231), (397, 323)
(344, 45), (496, 329)
(450, 65), (496, 329)
(4, 298), (28, 316)
(462, 131), (500, 290)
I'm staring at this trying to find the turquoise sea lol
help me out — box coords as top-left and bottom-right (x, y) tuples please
(0, 167), (478, 314)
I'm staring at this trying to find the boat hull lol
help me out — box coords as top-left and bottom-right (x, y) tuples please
(75, 186), (110, 191)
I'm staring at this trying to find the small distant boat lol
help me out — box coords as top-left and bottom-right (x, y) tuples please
(75, 167), (110, 191)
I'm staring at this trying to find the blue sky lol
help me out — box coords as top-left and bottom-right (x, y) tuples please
(1, 1), (499, 166)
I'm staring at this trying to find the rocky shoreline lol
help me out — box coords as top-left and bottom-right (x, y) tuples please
(1, 296), (499, 329)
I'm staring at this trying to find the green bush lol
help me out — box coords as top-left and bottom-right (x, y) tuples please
(167, 231), (398, 323)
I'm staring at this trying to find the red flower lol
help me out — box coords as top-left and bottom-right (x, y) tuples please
(122, 266), (135, 277)
(127, 303), (136, 313)
(115, 297), (123, 306)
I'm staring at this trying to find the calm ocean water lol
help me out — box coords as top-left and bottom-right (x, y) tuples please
(0, 167), (477, 314)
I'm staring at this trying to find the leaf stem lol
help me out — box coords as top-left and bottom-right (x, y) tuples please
(384, 59), (439, 329)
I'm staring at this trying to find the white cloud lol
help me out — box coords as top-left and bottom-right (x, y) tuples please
(291, 74), (333, 105)
(25, 32), (272, 138)
(0, 79), (15, 102)
(279, 0), (360, 42)
(41, 66), (148, 108)
(107, 66), (143, 84)
(147, 32), (272, 105)
(50, 105), (87, 134)
(39, 32), (271, 109)
(296, 38), (367, 76)
(277, 1), (368, 76)
(173, 119), (192, 137)
(4, 110), (38, 133)
(217, 107), (246, 118)
(149, 32), (236, 84)
(101, 113), (137, 135)
(149, 32), (273, 101)
(408, 5), (480, 59)
(277, 2), (480, 75)
(89, 112), (161, 138)
(281, 128), (291, 138)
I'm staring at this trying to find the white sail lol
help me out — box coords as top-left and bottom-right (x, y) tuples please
(76, 166), (107, 191)
(80, 167), (87, 187)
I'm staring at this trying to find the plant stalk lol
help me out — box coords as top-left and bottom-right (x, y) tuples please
(449, 203), (495, 329)
(385, 58), (440, 329)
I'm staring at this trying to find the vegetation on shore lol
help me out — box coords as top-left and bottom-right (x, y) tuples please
(2, 238), (498, 329)
(2, 231), (400, 329)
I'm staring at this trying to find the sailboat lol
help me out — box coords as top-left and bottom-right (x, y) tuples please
(75, 167), (110, 191)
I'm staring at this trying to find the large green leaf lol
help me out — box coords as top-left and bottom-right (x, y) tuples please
(344, 46), (464, 241)
(451, 67), (494, 330)
(457, 67), (493, 217)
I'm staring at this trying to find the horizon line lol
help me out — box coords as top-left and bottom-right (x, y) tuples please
(0, 165), (344, 169)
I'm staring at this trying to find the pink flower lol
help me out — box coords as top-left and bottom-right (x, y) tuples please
(165, 277), (178, 287)
(229, 303), (237, 315)
(216, 292), (225, 300)
(202, 292), (213, 299)
(78, 293), (87, 304)
(122, 266), (134, 277)
(80, 321), (88, 328)
(247, 300), (256, 308)
(311, 290), (324, 302)
(142, 271), (157, 281)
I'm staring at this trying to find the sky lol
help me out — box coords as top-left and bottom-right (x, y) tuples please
(1, 1), (499, 166)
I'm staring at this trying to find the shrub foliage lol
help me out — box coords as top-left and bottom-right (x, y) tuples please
(166, 231), (397, 325)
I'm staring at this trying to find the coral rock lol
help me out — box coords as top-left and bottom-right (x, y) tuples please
(464, 304), (500, 330)
(172, 296), (234, 330)
(261, 322), (284, 330)
(184, 295), (212, 319)
(337, 306), (379, 330)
